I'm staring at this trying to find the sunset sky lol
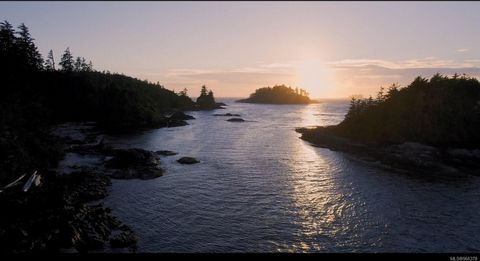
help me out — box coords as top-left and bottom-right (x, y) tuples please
(1, 1), (480, 98)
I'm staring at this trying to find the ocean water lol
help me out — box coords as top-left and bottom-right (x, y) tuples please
(104, 98), (480, 252)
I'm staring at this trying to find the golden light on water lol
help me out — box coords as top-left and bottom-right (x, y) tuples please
(275, 106), (345, 252)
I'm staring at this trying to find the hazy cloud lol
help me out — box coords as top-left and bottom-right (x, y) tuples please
(158, 57), (480, 98)
(327, 57), (480, 70)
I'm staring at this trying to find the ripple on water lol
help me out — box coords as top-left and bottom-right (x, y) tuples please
(104, 99), (480, 252)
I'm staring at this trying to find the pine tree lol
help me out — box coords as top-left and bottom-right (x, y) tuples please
(200, 85), (208, 96)
(179, 88), (188, 97)
(59, 47), (74, 72)
(74, 56), (83, 71)
(44, 49), (55, 71)
(17, 23), (43, 70)
(0, 20), (15, 52)
(196, 85), (216, 106)
(0, 21), (17, 72)
(79, 57), (89, 71)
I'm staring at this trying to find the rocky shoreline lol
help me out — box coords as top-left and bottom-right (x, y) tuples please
(296, 126), (480, 176)
(0, 109), (202, 253)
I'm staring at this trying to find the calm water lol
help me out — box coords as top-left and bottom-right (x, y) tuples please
(104, 99), (480, 252)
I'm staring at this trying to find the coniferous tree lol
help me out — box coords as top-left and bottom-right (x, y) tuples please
(74, 56), (83, 71)
(59, 47), (74, 72)
(0, 20), (17, 72)
(196, 85), (216, 107)
(16, 23), (43, 70)
(44, 49), (55, 71)
(200, 85), (208, 96)
(179, 88), (188, 97)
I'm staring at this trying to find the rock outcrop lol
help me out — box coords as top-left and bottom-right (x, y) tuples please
(177, 157), (200, 164)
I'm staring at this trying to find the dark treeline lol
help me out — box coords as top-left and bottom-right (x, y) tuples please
(334, 74), (480, 148)
(0, 21), (212, 183)
(237, 84), (312, 104)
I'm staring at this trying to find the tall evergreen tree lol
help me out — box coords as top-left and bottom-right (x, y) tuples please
(74, 56), (83, 71)
(44, 49), (55, 71)
(200, 85), (208, 96)
(59, 47), (74, 72)
(16, 23), (43, 70)
(0, 20), (17, 72)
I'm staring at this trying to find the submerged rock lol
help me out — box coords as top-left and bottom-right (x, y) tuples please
(226, 118), (245, 122)
(213, 113), (241, 117)
(155, 150), (178, 156)
(177, 157), (200, 164)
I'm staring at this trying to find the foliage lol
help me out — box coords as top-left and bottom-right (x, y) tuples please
(335, 74), (480, 148)
(0, 21), (195, 182)
(237, 84), (311, 104)
(196, 85), (217, 107)
(59, 47), (74, 72)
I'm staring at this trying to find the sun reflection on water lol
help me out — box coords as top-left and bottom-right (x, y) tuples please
(279, 105), (349, 252)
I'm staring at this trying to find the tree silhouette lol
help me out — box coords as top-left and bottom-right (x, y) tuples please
(337, 74), (480, 147)
(74, 56), (82, 71)
(200, 85), (208, 96)
(16, 23), (43, 70)
(44, 49), (55, 71)
(237, 84), (311, 104)
(0, 21), (17, 72)
(82, 59), (93, 72)
(196, 85), (216, 107)
(179, 88), (188, 97)
(59, 47), (74, 72)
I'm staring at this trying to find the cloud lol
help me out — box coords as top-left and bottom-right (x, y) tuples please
(148, 57), (480, 98)
(457, 48), (469, 53)
(325, 57), (480, 97)
(327, 57), (480, 70)
(159, 63), (298, 97)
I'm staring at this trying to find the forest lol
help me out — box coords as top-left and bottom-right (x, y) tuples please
(237, 85), (313, 104)
(0, 20), (212, 184)
(332, 74), (480, 148)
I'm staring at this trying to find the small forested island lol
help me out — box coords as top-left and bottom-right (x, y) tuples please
(297, 74), (480, 174)
(0, 21), (223, 253)
(236, 84), (315, 104)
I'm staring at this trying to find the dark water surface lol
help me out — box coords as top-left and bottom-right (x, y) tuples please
(104, 99), (480, 252)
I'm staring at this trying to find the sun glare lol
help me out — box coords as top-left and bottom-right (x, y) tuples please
(296, 60), (332, 99)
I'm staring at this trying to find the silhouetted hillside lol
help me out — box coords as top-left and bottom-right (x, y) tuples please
(237, 85), (314, 104)
(0, 21), (195, 183)
(300, 74), (480, 148)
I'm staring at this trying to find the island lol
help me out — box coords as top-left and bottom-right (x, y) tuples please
(236, 84), (316, 104)
(296, 74), (480, 175)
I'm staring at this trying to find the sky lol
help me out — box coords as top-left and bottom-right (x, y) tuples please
(1, 1), (480, 98)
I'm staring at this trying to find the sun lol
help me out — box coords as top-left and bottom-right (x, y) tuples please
(296, 60), (332, 99)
